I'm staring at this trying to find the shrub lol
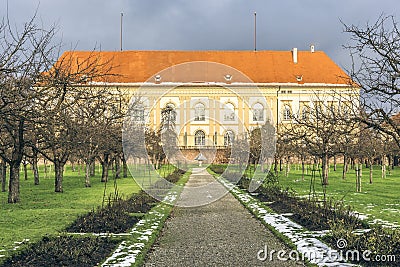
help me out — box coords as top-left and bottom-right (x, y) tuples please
(209, 165), (226, 175)
(124, 191), (157, 213)
(326, 224), (400, 266)
(65, 202), (139, 234)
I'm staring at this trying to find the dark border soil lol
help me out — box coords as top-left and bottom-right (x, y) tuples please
(1, 235), (120, 267)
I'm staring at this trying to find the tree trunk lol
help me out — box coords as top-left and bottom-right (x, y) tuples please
(54, 160), (65, 193)
(285, 157), (290, 177)
(115, 157), (121, 179)
(369, 158), (373, 184)
(90, 161), (95, 177)
(391, 155), (395, 170)
(101, 161), (109, 183)
(8, 119), (24, 203)
(101, 153), (110, 182)
(77, 160), (81, 175)
(71, 161), (76, 172)
(321, 154), (329, 185)
(44, 159), (48, 179)
(122, 154), (128, 178)
(342, 154), (347, 180)
(85, 160), (91, 187)
(32, 152), (40, 185)
(382, 155), (386, 179)
(301, 158), (305, 181)
(8, 162), (20, 203)
(356, 165), (362, 192)
(1, 161), (6, 192)
(333, 155), (337, 171)
(23, 162), (28, 181)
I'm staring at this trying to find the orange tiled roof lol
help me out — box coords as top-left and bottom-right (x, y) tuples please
(55, 50), (353, 85)
(391, 113), (400, 125)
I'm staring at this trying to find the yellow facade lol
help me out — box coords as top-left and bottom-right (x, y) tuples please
(120, 84), (358, 148)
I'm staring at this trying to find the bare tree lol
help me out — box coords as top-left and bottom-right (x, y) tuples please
(344, 14), (400, 147)
(280, 93), (359, 185)
(356, 126), (383, 184)
(160, 104), (178, 170)
(34, 51), (114, 192)
(249, 121), (277, 173)
(230, 132), (250, 173)
(0, 14), (56, 203)
(74, 86), (124, 187)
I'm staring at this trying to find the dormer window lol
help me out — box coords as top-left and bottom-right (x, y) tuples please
(154, 75), (162, 83)
(224, 74), (232, 82)
(296, 75), (303, 82)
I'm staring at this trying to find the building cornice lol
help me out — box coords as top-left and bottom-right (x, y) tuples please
(86, 81), (356, 88)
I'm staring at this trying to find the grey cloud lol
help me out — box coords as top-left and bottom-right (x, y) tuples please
(1, 0), (399, 70)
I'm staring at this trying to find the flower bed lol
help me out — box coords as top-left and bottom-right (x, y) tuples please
(1, 236), (120, 267)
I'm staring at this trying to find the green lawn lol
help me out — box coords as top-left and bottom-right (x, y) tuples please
(252, 164), (400, 228)
(0, 164), (142, 257)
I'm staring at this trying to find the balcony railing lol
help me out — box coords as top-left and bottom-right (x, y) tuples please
(179, 145), (229, 150)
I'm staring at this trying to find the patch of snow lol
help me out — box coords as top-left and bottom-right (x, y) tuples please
(370, 219), (399, 228)
(382, 208), (400, 213)
(218, 177), (359, 266)
(102, 189), (181, 266)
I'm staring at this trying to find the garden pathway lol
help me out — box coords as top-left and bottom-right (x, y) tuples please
(144, 168), (305, 266)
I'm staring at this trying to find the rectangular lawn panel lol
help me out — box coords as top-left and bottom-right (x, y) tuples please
(251, 164), (400, 228)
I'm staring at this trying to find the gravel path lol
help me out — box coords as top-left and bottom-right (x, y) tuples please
(144, 168), (305, 266)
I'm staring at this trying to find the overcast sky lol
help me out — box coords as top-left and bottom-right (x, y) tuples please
(1, 0), (399, 72)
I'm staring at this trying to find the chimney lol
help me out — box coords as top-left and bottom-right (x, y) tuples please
(310, 44), (315, 53)
(292, 48), (298, 64)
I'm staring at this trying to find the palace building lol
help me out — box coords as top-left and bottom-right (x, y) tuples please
(57, 48), (358, 157)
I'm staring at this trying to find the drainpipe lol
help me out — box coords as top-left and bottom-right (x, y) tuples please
(274, 86), (281, 175)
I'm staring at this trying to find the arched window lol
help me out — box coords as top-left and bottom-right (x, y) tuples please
(252, 103), (264, 121)
(194, 103), (205, 121)
(301, 106), (309, 121)
(166, 103), (175, 109)
(341, 101), (351, 118)
(132, 104), (145, 121)
(283, 105), (291, 120)
(224, 130), (235, 146)
(164, 103), (176, 123)
(224, 103), (235, 121)
(195, 130), (205, 146)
